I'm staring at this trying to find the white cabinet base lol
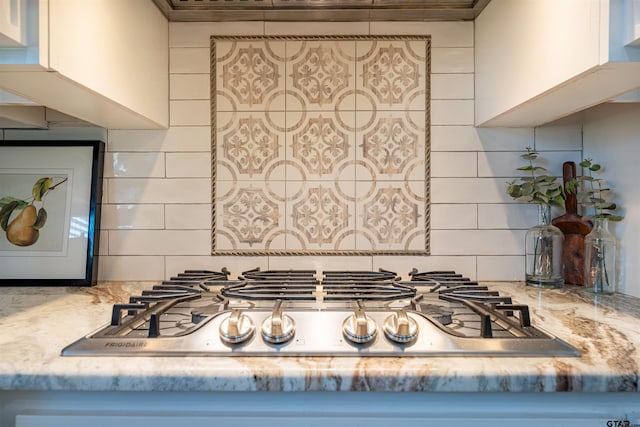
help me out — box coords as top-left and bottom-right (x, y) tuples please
(2, 391), (638, 427)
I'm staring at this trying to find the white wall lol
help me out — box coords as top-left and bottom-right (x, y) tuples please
(582, 103), (640, 297)
(1, 20), (584, 284)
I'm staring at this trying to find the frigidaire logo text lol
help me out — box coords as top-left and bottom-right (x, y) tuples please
(104, 341), (147, 348)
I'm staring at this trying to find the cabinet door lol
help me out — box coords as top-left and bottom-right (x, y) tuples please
(0, 0), (25, 47)
(16, 414), (618, 427)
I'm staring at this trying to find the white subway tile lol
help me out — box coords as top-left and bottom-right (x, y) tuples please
(373, 256), (477, 280)
(431, 229), (525, 255)
(5, 127), (107, 141)
(98, 230), (108, 257)
(534, 124), (583, 151)
(430, 152), (477, 177)
(431, 204), (477, 229)
(166, 256), (269, 280)
(267, 256), (373, 272)
(98, 256), (164, 281)
(431, 74), (474, 99)
(170, 100), (210, 126)
(166, 152), (211, 178)
(431, 127), (534, 152)
(474, 127), (534, 151)
(477, 203), (538, 230)
(165, 204), (211, 229)
(101, 204), (165, 230)
(431, 126), (478, 151)
(170, 74), (210, 100)
(477, 256), (525, 281)
(170, 47), (210, 74)
(170, 22), (264, 47)
(265, 22), (369, 35)
(109, 230), (210, 255)
(431, 48), (474, 73)
(109, 127), (211, 152)
(104, 152), (165, 178)
(108, 178), (211, 204)
(370, 22), (473, 47)
(101, 179), (110, 204)
(478, 150), (582, 178)
(431, 100), (474, 125)
(431, 178), (511, 203)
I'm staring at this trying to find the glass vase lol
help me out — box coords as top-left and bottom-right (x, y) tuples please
(584, 218), (617, 294)
(525, 204), (564, 288)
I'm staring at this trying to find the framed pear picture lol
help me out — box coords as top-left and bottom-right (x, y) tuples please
(0, 141), (104, 286)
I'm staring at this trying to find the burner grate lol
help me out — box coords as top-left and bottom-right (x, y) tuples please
(61, 267), (580, 357)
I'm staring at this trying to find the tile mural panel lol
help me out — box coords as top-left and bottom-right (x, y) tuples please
(212, 35), (430, 255)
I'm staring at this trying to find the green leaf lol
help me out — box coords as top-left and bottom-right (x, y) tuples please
(32, 177), (53, 202)
(608, 215), (624, 222)
(33, 207), (47, 229)
(0, 196), (28, 210)
(521, 182), (534, 196)
(548, 187), (563, 197)
(506, 184), (522, 198)
(549, 197), (565, 208)
(589, 164), (601, 172)
(533, 194), (549, 204)
(0, 200), (19, 231)
(564, 179), (578, 193)
(521, 153), (538, 161)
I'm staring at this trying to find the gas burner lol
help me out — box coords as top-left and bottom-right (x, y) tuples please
(62, 268), (579, 357)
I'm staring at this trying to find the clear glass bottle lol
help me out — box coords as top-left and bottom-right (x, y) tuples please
(525, 204), (564, 288)
(584, 218), (617, 294)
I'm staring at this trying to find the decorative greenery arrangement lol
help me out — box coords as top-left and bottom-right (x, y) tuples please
(566, 158), (623, 222)
(506, 147), (565, 207)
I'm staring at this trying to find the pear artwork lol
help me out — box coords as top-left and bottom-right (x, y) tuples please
(0, 177), (65, 248)
(7, 205), (40, 246)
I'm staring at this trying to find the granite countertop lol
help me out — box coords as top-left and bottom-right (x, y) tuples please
(0, 281), (638, 393)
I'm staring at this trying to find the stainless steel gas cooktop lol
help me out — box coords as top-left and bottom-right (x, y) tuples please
(61, 268), (579, 357)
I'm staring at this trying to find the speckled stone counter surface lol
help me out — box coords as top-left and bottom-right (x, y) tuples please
(0, 281), (638, 392)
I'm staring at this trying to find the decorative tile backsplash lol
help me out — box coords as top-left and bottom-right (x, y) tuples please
(212, 36), (430, 255)
(2, 21), (585, 282)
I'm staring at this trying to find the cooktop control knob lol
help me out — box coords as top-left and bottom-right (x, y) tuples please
(383, 310), (418, 344)
(342, 302), (378, 344)
(219, 309), (255, 344)
(261, 300), (295, 344)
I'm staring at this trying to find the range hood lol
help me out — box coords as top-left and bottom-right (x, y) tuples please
(152, 0), (491, 21)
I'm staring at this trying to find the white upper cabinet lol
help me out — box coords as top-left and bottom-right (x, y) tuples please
(625, 0), (640, 45)
(475, 0), (640, 127)
(0, 0), (26, 47)
(0, 0), (169, 129)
